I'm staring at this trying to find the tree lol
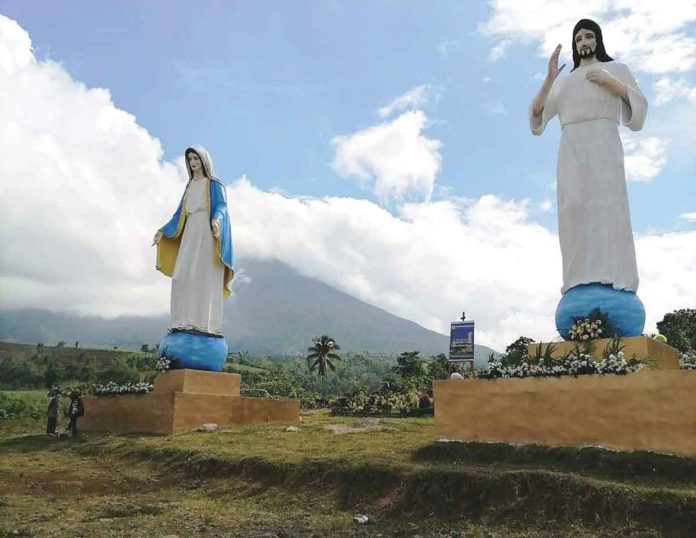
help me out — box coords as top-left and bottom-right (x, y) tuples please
(140, 344), (150, 353)
(657, 309), (696, 354)
(56, 340), (65, 348)
(393, 351), (425, 378)
(306, 335), (341, 393)
(43, 359), (64, 389)
(502, 336), (534, 366)
(426, 353), (450, 380)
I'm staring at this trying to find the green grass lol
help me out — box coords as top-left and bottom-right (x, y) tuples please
(1, 412), (695, 537)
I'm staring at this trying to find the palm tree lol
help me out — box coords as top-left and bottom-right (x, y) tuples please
(306, 335), (341, 393)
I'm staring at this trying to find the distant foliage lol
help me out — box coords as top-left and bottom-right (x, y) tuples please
(502, 336), (534, 367)
(657, 309), (696, 354)
(331, 389), (432, 417)
(392, 350), (425, 378)
(0, 343), (154, 390)
(0, 391), (47, 420)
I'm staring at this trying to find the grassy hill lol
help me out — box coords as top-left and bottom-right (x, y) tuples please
(1, 412), (694, 536)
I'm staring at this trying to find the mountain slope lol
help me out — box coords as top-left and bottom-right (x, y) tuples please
(0, 259), (497, 362)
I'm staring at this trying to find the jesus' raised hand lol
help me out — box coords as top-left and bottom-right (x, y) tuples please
(547, 44), (566, 82)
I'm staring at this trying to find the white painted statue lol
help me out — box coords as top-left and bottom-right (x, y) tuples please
(530, 19), (647, 294)
(153, 146), (234, 336)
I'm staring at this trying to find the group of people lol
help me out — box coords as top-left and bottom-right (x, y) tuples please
(46, 389), (84, 437)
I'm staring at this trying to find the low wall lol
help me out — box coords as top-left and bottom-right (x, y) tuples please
(81, 370), (299, 435)
(434, 370), (696, 457)
(81, 392), (175, 435)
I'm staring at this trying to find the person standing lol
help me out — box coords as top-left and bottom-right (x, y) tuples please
(67, 391), (84, 438)
(46, 390), (60, 436)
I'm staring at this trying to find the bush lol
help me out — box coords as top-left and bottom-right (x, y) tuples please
(0, 390), (50, 420)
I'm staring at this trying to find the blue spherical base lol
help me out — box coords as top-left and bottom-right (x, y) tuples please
(158, 331), (228, 372)
(555, 283), (645, 341)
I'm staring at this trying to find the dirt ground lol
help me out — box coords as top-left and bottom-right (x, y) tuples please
(0, 435), (626, 538)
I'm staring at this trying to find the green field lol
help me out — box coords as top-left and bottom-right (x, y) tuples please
(1, 410), (695, 537)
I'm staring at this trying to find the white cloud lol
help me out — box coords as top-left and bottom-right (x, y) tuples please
(2, 16), (693, 353)
(331, 110), (442, 204)
(635, 231), (696, 332)
(0, 15), (183, 317)
(437, 40), (459, 56)
(653, 77), (696, 105)
(680, 211), (696, 222)
(480, 1), (696, 74)
(378, 85), (431, 119)
(230, 180), (562, 349)
(230, 180), (696, 350)
(481, 100), (507, 115)
(539, 199), (553, 211)
(489, 39), (511, 61)
(621, 134), (668, 182)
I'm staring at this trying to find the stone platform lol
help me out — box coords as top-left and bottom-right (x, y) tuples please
(81, 369), (300, 435)
(527, 336), (680, 370)
(434, 339), (695, 457)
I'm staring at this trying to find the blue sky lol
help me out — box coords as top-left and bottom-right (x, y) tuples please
(0, 1), (694, 349)
(6, 0), (692, 231)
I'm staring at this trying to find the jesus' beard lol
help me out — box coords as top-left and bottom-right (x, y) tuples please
(579, 48), (596, 58)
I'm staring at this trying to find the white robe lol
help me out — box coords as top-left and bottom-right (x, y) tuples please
(169, 178), (225, 334)
(530, 61), (647, 294)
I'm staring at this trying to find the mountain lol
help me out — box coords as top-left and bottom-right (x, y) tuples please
(0, 259), (497, 363)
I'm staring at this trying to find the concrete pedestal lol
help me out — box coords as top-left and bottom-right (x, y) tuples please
(81, 369), (300, 435)
(434, 340), (695, 457)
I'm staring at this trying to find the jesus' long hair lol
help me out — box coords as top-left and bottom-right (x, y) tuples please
(571, 19), (613, 71)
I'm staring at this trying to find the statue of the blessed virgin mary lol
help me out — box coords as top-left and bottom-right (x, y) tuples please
(153, 145), (234, 370)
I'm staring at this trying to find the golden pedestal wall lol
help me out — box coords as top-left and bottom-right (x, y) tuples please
(434, 339), (696, 457)
(528, 336), (680, 369)
(81, 369), (300, 435)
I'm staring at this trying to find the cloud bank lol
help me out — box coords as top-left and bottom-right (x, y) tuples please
(1, 15), (694, 351)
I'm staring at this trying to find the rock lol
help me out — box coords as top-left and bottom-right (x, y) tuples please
(285, 426), (300, 432)
(196, 423), (219, 432)
(353, 514), (370, 524)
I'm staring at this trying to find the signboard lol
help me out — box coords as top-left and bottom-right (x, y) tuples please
(449, 321), (475, 361)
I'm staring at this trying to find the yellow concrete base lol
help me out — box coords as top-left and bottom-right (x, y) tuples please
(81, 369), (300, 435)
(434, 370), (696, 457)
(528, 336), (680, 370)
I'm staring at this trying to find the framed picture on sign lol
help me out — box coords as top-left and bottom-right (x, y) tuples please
(450, 321), (474, 361)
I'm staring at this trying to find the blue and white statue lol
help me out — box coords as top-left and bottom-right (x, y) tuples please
(530, 19), (647, 339)
(153, 146), (234, 370)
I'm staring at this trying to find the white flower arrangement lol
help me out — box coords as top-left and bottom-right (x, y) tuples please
(155, 357), (173, 372)
(479, 351), (642, 380)
(93, 381), (154, 396)
(569, 318), (604, 341)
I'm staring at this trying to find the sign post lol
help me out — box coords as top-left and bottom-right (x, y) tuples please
(449, 319), (475, 376)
